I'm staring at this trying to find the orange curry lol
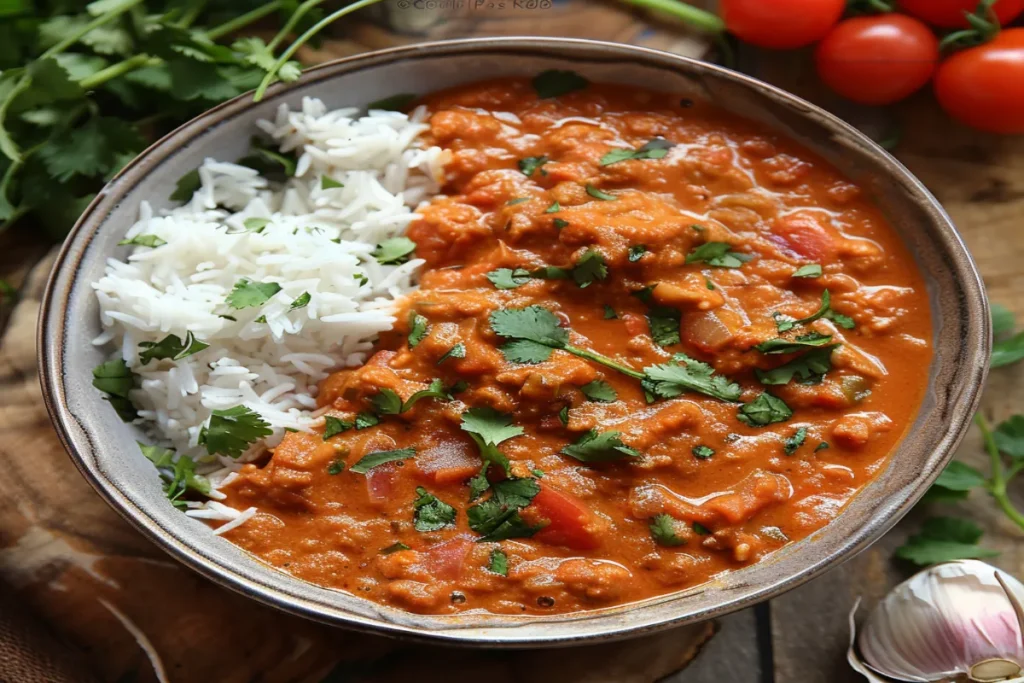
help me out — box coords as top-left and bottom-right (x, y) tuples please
(220, 76), (932, 616)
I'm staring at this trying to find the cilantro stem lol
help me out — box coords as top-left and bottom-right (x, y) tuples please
(563, 344), (646, 380)
(205, 0), (287, 40)
(616, 0), (725, 33)
(79, 55), (161, 91)
(268, 0), (326, 51)
(976, 413), (1024, 533)
(253, 0), (387, 101)
(176, 0), (211, 28)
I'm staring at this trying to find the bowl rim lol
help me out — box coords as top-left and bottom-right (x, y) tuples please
(38, 35), (990, 646)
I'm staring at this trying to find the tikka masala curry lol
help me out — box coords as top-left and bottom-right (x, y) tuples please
(220, 74), (932, 616)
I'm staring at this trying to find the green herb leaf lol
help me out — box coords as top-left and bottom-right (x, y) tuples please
(895, 517), (999, 566)
(518, 155), (549, 177)
(408, 311), (429, 348)
(649, 514), (686, 547)
(226, 278), (281, 309)
(289, 292), (311, 311)
(327, 459), (345, 475)
(488, 548), (509, 576)
(993, 331), (1024, 368)
(793, 264), (823, 278)
(581, 380), (617, 403)
(692, 445), (715, 459)
(438, 342), (466, 364)
(685, 242), (753, 269)
(367, 93), (417, 110)
(994, 415), (1024, 459)
(558, 405), (570, 427)
(237, 139), (297, 175)
(321, 175), (343, 189)
(784, 427), (808, 455)
(349, 448), (416, 474)
(774, 291), (852, 332)
(532, 69), (589, 99)
(600, 138), (673, 166)
(486, 268), (532, 290)
(118, 234), (166, 248)
(562, 429), (639, 463)
(814, 441), (830, 453)
(572, 249), (608, 288)
(402, 378), (449, 412)
(171, 169), (201, 202)
(92, 358), (137, 421)
(755, 345), (838, 386)
(323, 416), (353, 440)
(373, 236), (416, 265)
(491, 305), (569, 353)
(506, 197), (530, 206)
(355, 411), (379, 430)
(931, 460), (986, 495)
(693, 522), (711, 535)
(755, 332), (834, 354)
(413, 487), (457, 531)
(138, 331), (209, 365)
(380, 542), (410, 555)
(461, 407), (524, 446)
(545, 201), (561, 213)
(585, 184), (617, 201)
(737, 393), (792, 427)
(468, 463), (491, 502)
(467, 477), (543, 541)
(603, 304), (617, 319)
(992, 303), (1015, 338)
(243, 217), (270, 232)
(370, 388), (404, 416)
(553, 218), (569, 229)
(642, 353), (742, 402)
(199, 406), (272, 458)
(139, 443), (209, 507)
(39, 115), (143, 182)
(647, 305), (681, 347)
(628, 244), (647, 262)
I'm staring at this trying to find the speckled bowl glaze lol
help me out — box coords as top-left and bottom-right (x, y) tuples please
(39, 37), (990, 646)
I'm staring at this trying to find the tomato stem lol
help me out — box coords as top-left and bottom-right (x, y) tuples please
(939, 0), (1001, 52)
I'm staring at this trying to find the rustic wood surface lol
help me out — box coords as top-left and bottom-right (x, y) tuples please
(1, 1), (1023, 681)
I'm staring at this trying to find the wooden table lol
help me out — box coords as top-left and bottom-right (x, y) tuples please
(2, 3), (1023, 681)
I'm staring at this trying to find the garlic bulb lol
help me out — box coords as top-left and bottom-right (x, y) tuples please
(849, 560), (1024, 683)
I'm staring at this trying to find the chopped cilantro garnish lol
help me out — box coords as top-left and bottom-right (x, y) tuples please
(139, 443), (209, 509)
(572, 249), (608, 288)
(199, 406), (272, 458)
(649, 514), (686, 547)
(138, 331), (209, 365)
(562, 429), (639, 463)
(774, 290), (853, 332)
(692, 444), (715, 459)
(553, 218), (569, 229)
(518, 155), (549, 177)
(533, 69), (589, 99)
(171, 169), (201, 202)
(486, 268), (532, 290)
(372, 237), (416, 265)
(600, 138), (674, 166)
(349, 448), (416, 474)
(755, 332), (834, 354)
(323, 416), (352, 440)
(558, 405), (570, 427)
(243, 217), (270, 232)
(546, 201), (561, 213)
(413, 487), (457, 531)
(581, 379), (617, 403)
(289, 292), (311, 311)
(408, 311), (429, 348)
(461, 407), (523, 475)
(438, 342), (466, 364)
(603, 304), (618, 319)
(254, 315), (268, 323)
(380, 542), (411, 555)
(327, 459), (345, 475)
(532, 469), (545, 478)
(685, 242), (753, 269)
(793, 264), (822, 278)
(355, 412), (379, 430)
(628, 244), (648, 262)
(370, 388), (404, 416)
(693, 522), (711, 535)
(468, 462), (491, 502)
(321, 175), (344, 189)
(488, 548), (509, 576)
(784, 427), (808, 455)
(647, 306), (681, 347)
(585, 184), (617, 201)
(506, 197), (530, 206)
(226, 278), (281, 309)
(815, 441), (830, 452)
(401, 378), (449, 412)
(705, 277), (716, 291)
(755, 345), (838, 385)
(467, 477), (543, 542)
(642, 353), (742, 402)
(737, 393), (793, 427)
(118, 234), (166, 248)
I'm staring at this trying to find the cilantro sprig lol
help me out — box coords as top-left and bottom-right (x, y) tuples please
(92, 358), (137, 421)
(139, 443), (210, 509)
(461, 407), (523, 475)
(138, 331), (209, 365)
(600, 138), (673, 166)
(199, 405), (273, 458)
(467, 477), (543, 542)
(562, 430), (639, 463)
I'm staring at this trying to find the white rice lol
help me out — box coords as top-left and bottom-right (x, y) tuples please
(92, 97), (448, 525)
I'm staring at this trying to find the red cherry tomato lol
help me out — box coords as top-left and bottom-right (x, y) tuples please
(898, 0), (1023, 28)
(815, 14), (939, 105)
(720, 0), (846, 49)
(934, 28), (1024, 134)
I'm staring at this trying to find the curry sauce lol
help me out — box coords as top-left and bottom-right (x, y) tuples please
(219, 77), (932, 615)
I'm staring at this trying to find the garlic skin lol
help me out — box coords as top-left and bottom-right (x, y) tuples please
(852, 560), (1024, 683)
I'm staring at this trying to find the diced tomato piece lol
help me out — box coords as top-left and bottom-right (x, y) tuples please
(422, 536), (472, 580)
(365, 462), (399, 504)
(415, 440), (480, 485)
(621, 313), (647, 337)
(769, 214), (837, 261)
(683, 310), (734, 353)
(526, 486), (601, 551)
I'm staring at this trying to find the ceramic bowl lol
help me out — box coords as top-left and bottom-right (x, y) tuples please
(38, 37), (990, 646)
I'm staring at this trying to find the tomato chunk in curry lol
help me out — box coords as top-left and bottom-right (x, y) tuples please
(219, 77), (932, 616)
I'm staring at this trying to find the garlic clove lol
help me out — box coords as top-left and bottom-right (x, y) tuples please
(852, 560), (1024, 683)
(849, 598), (900, 683)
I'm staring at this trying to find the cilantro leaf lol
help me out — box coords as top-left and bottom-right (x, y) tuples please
(408, 311), (429, 348)
(373, 236), (416, 265)
(992, 303), (1015, 338)
(693, 522), (711, 535)
(737, 393), (792, 427)
(930, 460), (986, 496)
(774, 290), (838, 332)
(603, 304), (617, 319)
(531, 266), (571, 280)
(327, 459), (345, 475)
(401, 378), (449, 412)
(814, 441), (830, 452)
(367, 93), (418, 110)
(650, 514), (686, 546)
(486, 268), (531, 289)
(468, 463), (491, 502)
(692, 445), (715, 459)
(92, 358), (137, 421)
(553, 218), (569, 229)
(39, 115), (143, 182)
(380, 542), (410, 555)
(600, 138), (673, 166)
(349, 448), (416, 474)
(628, 245), (647, 262)
(321, 175), (343, 189)
(323, 416), (353, 440)
(199, 406), (272, 458)
(994, 415), (1024, 459)
(438, 342), (466, 364)
(139, 443), (209, 508)
(370, 388), (403, 416)
(499, 339), (554, 364)
(895, 517), (999, 566)
(993, 325), (1024, 368)
(289, 292), (311, 311)
(558, 405), (570, 427)
(755, 332), (834, 354)
(546, 202), (561, 213)
(784, 427), (808, 455)
(755, 345), (838, 386)
(793, 264), (822, 278)
(519, 155), (549, 177)
(244, 217), (269, 232)
(585, 184), (617, 201)
(572, 249), (608, 288)
(532, 69), (589, 99)
(490, 305), (569, 351)
(581, 380), (617, 403)
(355, 412), (378, 430)
(461, 407), (524, 446)
(488, 548), (509, 576)
(562, 429), (639, 463)
(171, 169), (201, 202)
(685, 242), (753, 269)
(226, 279), (281, 309)
(138, 331), (209, 365)
(467, 477), (543, 541)
(118, 234), (166, 248)
(642, 353), (742, 402)
(647, 305), (681, 347)
(413, 487), (457, 531)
